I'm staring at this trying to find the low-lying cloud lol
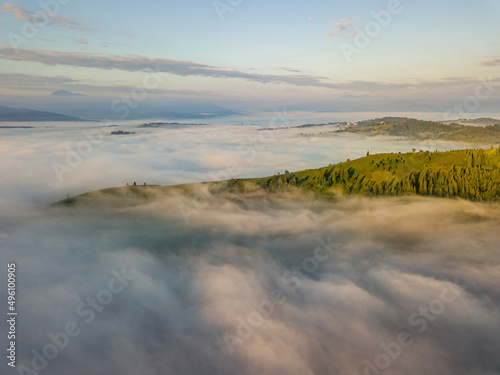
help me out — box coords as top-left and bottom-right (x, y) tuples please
(0, 191), (499, 375)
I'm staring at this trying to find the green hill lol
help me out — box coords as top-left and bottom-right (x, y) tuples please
(57, 147), (500, 207)
(238, 147), (500, 201)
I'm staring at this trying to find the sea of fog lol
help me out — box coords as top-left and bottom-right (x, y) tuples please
(0, 117), (499, 375)
(0, 116), (477, 209)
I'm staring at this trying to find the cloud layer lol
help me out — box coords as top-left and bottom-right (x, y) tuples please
(1, 191), (499, 375)
(1, 48), (498, 100)
(0, 47), (338, 89)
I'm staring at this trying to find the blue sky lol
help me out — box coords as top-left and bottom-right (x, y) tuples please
(0, 0), (499, 107)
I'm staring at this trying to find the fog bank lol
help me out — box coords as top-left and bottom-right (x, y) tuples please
(1, 192), (499, 375)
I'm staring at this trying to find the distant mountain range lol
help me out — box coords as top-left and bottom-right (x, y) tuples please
(0, 98), (241, 121)
(0, 106), (89, 122)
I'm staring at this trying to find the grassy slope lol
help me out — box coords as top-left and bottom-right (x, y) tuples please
(57, 182), (227, 207)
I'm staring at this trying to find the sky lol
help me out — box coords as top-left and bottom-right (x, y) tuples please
(0, 0), (499, 109)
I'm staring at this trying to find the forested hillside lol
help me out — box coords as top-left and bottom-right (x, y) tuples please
(241, 148), (500, 201)
(341, 118), (500, 144)
(57, 147), (500, 206)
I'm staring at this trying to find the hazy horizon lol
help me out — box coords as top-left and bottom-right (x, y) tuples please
(0, 0), (499, 116)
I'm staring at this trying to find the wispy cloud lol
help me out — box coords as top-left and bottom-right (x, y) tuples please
(0, 72), (210, 97)
(52, 14), (92, 31)
(481, 56), (500, 66)
(1, 3), (92, 31)
(1, 3), (29, 21)
(0, 72), (76, 89)
(100, 40), (130, 48)
(101, 41), (115, 48)
(1, 49), (496, 96)
(0, 47), (339, 89)
(112, 30), (137, 38)
(278, 67), (303, 73)
(326, 20), (357, 37)
(74, 38), (89, 45)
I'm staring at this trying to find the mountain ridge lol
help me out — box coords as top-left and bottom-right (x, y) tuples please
(50, 90), (86, 97)
(0, 105), (91, 122)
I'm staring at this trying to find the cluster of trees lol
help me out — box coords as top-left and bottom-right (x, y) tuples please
(437, 124), (500, 143)
(346, 118), (500, 144)
(348, 119), (458, 137)
(354, 163), (500, 201)
(357, 117), (408, 127)
(254, 148), (500, 202)
(111, 130), (135, 135)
